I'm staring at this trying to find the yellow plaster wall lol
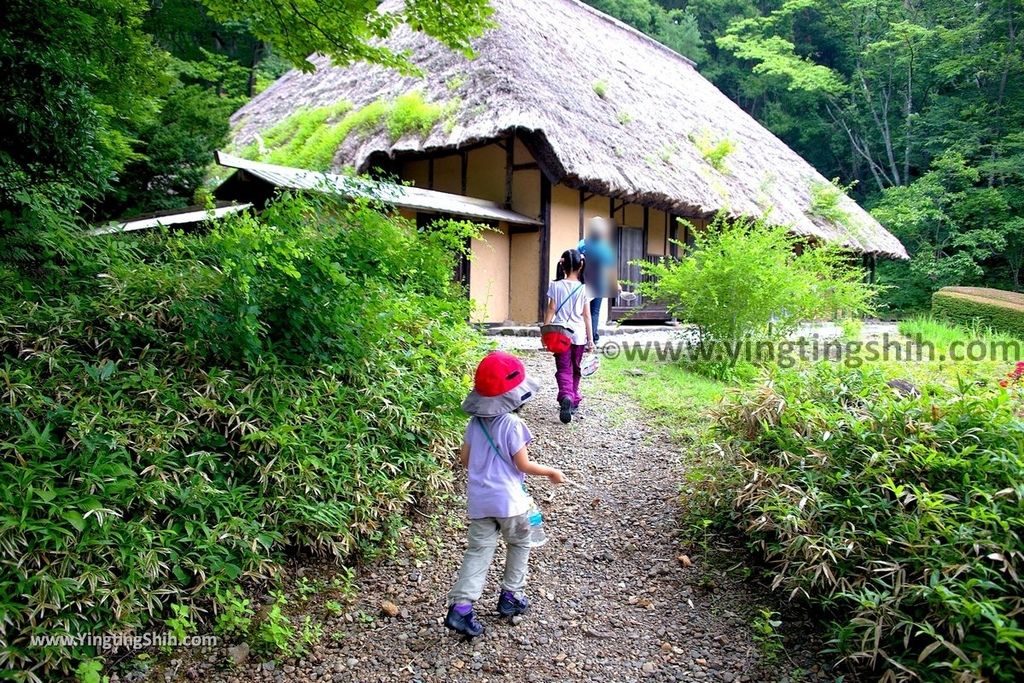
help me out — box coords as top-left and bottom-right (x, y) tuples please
(623, 203), (644, 228)
(470, 224), (510, 323)
(403, 159), (429, 188)
(466, 145), (506, 203)
(648, 209), (667, 256)
(509, 230), (540, 323)
(549, 184), (580, 281)
(512, 169), (541, 219)
(432, 154), (462, 194)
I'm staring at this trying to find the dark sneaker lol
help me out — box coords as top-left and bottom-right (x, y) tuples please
(559, 397), (572, 424)
(497, 591), (529, 617)
(444, 604), (484, 638)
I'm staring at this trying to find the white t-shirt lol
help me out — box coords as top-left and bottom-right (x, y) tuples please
(547, 279), (590, 345)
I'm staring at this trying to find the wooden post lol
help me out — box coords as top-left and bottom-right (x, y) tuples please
(504, 132), (514, 208)
(539, 176), (552, 321)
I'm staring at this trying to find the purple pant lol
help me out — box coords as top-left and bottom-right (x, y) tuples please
(554, 344), (586, 406)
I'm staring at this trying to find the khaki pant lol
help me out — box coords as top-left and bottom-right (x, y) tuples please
(448, 513), (531, 605)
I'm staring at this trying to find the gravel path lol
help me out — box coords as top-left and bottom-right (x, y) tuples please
(135, 352), (833, 683)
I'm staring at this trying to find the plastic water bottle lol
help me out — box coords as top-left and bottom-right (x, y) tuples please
(527, 499), (547, 548)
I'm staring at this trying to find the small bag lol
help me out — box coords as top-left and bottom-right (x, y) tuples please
(540, 324), (573, 353)
(541, 283), (584, 353)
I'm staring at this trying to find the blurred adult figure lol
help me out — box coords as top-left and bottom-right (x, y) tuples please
(577, 217), (617, 344)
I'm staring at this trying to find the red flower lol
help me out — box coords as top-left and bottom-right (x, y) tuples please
(1000, 379), (1009, 388)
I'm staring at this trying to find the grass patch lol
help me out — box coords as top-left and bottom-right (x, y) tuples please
(244, 92), (458, 171)
(808, 178), (855, 227)
(690, 130), (736, 173)
(592, 80), (608, 98)
(593, 353), (726, 440)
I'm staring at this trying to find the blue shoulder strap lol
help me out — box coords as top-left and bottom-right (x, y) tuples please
(475, 417), (520, 471)
(553, 283), (585, 317)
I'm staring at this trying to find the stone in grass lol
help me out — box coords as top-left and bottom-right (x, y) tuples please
(380, 600), (400, 618)
(677, 554), (693, 568)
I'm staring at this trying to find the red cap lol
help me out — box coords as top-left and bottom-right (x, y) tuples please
(474, 351), (526, 397)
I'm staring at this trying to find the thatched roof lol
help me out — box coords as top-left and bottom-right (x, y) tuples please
(229, 0), (908, 258)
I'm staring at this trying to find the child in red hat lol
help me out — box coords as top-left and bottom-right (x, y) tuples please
(444, 351), (565, 638)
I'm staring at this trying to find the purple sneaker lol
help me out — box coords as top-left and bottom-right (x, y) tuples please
(497, 591), (529, 617)
(444, 604), (484, 638)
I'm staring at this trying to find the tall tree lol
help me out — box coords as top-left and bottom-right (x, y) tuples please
(0, 0), (493, 235)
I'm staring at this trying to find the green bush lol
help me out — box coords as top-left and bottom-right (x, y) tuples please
(0, 193), (481, 679)
(933, 287), (1024, 338)
(714, 363), (1024, 680)
(638, 212), (877, 344)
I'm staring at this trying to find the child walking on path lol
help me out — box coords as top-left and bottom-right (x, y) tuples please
(543, 249), (594, 424)
(444, 351), (565, 638)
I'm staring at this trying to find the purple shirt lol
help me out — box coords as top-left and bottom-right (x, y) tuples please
(464, 414), (532, 519)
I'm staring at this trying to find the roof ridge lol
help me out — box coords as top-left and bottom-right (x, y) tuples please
(559, 0), (697, 68)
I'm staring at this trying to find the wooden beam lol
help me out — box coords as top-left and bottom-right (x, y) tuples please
(509, 225), (540, 235)
(460, 150), (468, 196)
(539, 175), (552, 321)
(504, 132), (514, 208)
(512, 162), (539, 171)
(579, 189), (585, 240)
(642, 206), (649, 255)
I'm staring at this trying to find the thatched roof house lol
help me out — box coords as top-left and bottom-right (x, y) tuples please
(227, 0), (907, 324)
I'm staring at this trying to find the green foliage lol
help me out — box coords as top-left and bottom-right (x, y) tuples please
(751, 608), (784, 663)
(386, 92), (458, 142)
(0, 193), (481, 678)
(0, 0), (166, 224)
(839, 317), (862, 341)
(75, 659), (108, 683)
(213, 586), (255, 637)
(256, 593), (294, 655)
(717, 6), (847, 95)
(1, 0), (489, 230)
(873, 152), (1019, 310)
(714, 363), (1024, 680)
(616, 110), (633, 125)
(164, 604), (197, 646)
(592, 80), (609, 98)
(808, 178), (854, 227)
(582, 0), (706, 62)
(932, 288), (1024, 338)
(247, 93), (457, 171)
(690, 130), (736, 173)
(638, 213), (877, 344)
(199, 0), (493, 74)
(899, 314), (1023, 352)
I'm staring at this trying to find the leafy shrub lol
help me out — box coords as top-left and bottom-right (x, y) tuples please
(0, 193), (481, 679)
(714, 363), (1024, 680)
(638, 212), (877, 345)
(933, 286), (1024, 337)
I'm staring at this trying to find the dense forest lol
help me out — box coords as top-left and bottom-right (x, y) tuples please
(2, 0), (1022, 308)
